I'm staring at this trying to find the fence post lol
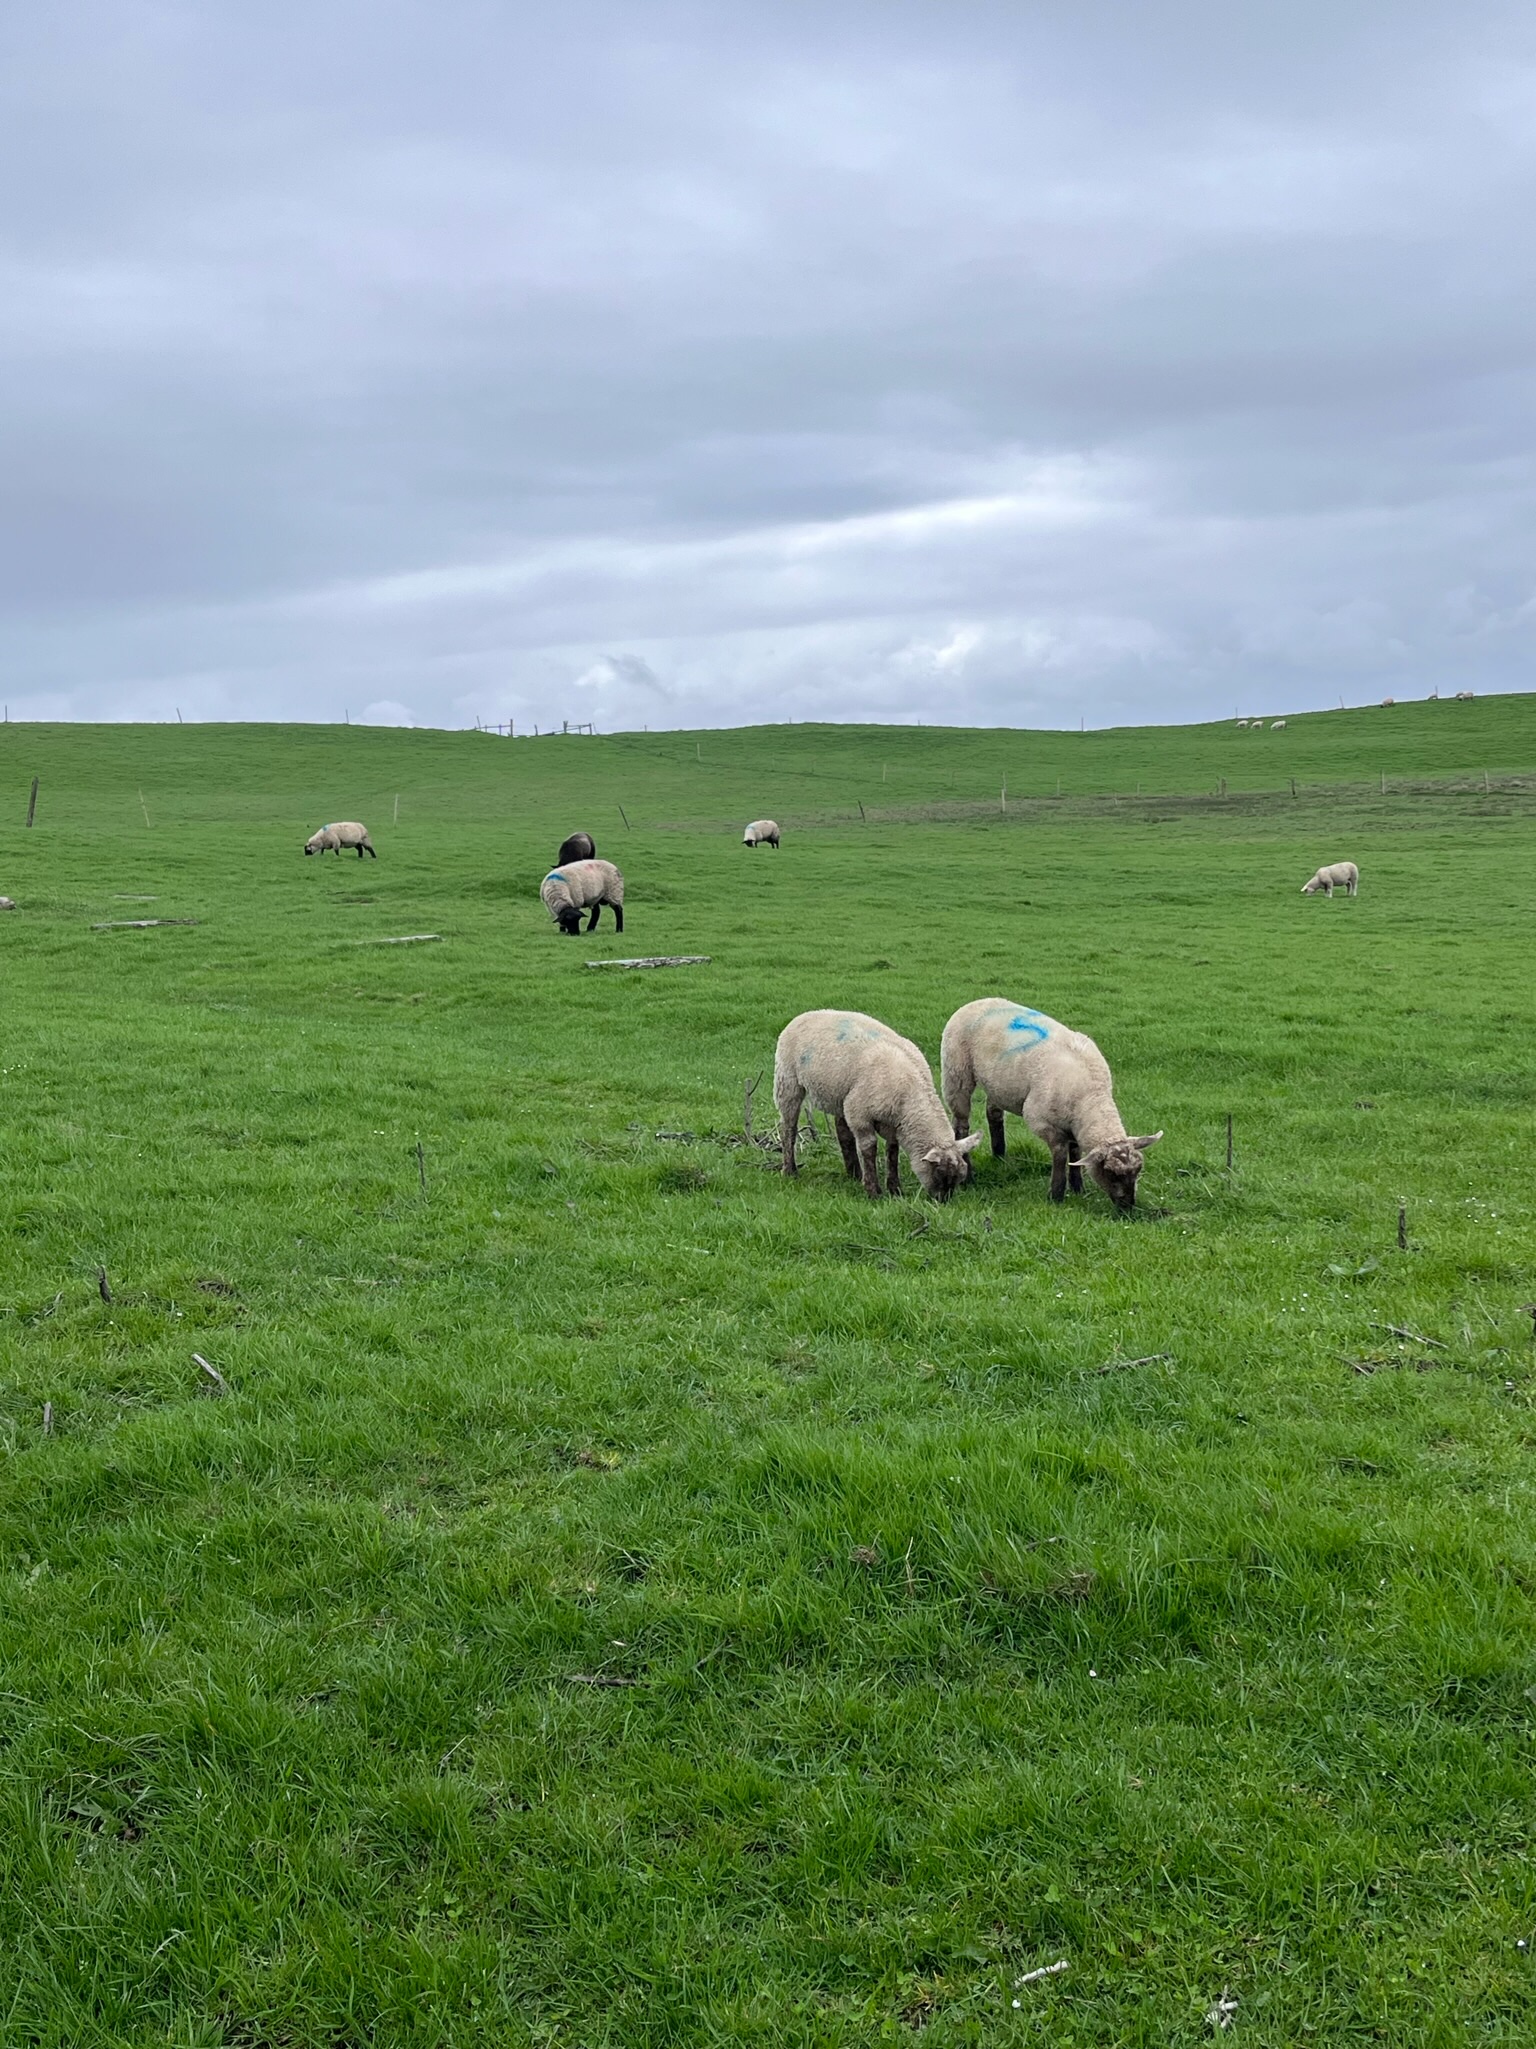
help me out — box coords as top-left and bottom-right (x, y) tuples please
(25, 776), (38, 828)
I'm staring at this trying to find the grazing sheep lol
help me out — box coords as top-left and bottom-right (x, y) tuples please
(940, 998), (1162, 1210)
(304, 821), (375, 858)
(774, 1009), (980, 1202)
(1381, 697), (1395, 707)
(1270, 719), (1287, 730)
(743, 819), (781, 848)
(0, 895), (15, 911)
(541, 856), (624, 935)
(557, 831), (596, 864)
(1235, 719), (1249, 728)
(1455, 690), (1475, 701)
(1301, 861), (1359, 897)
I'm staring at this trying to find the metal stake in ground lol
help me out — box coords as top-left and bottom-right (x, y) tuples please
(26, 776), (38, 828)
(1398, 1202), (1408, 1250)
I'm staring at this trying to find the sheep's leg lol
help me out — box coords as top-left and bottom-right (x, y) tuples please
(1048, 1142), (1070, 1202)
(856, 1133), (882, 1200)
(833, 1114), (861, 1179)
(776, 1080), (804, 1175)
(1067, 1137), (1085, 1196)
(586, 904), (602, 931)
(986, 1104), (1006, 1157)
(613, 902), (624, 933)
(365, 843), (377, 858)
(885, 1136), (901, 1195)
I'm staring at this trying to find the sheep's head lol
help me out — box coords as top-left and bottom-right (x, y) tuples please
(916, 1131), (983, 1201)
(303, 833), (323, 856)
(554, 905), (583, 935)
(1075, 1132), (1162, 1210)
(1301, 875), (1322, 894)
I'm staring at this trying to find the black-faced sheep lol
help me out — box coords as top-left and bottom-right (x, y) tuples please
(557, 832), (596, 864)
(743, 819), (781, 848)
(541, 857), (624, 935)
(940, 998), (1161, 1210)
(304, 822), (376, 858)
(774, 1009), (980, 1202)
(1301, 861), (1359, 897)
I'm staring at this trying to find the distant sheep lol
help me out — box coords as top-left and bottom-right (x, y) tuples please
(940, 998), (1161, 1210)
(1235, 719), (1250, 728)
(541, 857), (624, 935)
(556, 832), (596, 864)
(304, 821), (375, 858)
(1270, 719), (1287, 730)
(743, 819), (781, 848)
(0, 895), (15, 911)
(1302, 861), (1359, 897)
(774, 1009), (980, 1202)
(1381, 697), (1395, 707)
(1455, 691), (1475, 701)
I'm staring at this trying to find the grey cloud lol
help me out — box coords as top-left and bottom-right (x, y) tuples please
(2, 2), (1535, 728)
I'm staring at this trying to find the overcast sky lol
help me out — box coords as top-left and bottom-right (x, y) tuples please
(3, 2), (1534, 732)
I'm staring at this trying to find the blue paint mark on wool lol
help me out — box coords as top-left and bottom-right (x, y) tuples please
(1004, 1009), (1049, 1049)
(545, 871), (564, 883)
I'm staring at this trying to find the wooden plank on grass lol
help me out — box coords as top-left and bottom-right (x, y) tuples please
(585, 954), (711, 970)
(93, 918), (200, 930)
(354, 934), (442, 945)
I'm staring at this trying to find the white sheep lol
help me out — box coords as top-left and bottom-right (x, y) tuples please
(743, 819), (781, 848)
(940, 998), (1161, 1210)
(0, 896), (15, 911)
(541, 856), (625, 935)
(1270, 719), (1287, 730)
(304, 821), (376, 858)
(1455, 690), (1475, 701)
(774, 1009), (980, 1201)
(1301, 861), (1359, 897)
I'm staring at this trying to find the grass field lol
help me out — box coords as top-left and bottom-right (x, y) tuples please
(3, 700), (1536, 2047)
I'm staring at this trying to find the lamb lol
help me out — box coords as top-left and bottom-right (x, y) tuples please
(940, 998), (1161, 1210)
(774, 1009), (981, 1202)
(556, 831), (595, 864)
(743, 819), (781, 848)
(1301, 861), (1359, 897)
(541, 856), (624, 935)
(304, 821), (376, 858)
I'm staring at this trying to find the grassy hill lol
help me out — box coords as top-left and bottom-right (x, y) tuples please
(2, 702), (1535, 2045)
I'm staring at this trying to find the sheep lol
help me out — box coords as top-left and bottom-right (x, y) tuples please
(557, 831), (596, 864)
(1381, 697), (1395, 707)
(774, 1009), (981, 1202)
(0, 896), (15, 911)
(940, 998), (1162, 1210)
(743, 819), (781, 848)
(541, 856), (624, 935)
(304, 821), (375, 858)
(1301, 861), (1359, 897)
(1455, 690), (1475, 701)
(1270, 719), (1287, 730)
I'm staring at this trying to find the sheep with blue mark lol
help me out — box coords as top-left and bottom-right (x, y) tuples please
(541, 857), (625, 935)
(940, 998), (1161, 1209)
(774, 1009), (981, 1201)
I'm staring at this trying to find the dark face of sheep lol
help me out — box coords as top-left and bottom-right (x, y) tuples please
(1080, 1133), (1162, 1210)
(917, 1133), (983, 1201)
(555, 906), (583, 935)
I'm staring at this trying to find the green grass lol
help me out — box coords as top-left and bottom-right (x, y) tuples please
(2, 702), (1535, 2047)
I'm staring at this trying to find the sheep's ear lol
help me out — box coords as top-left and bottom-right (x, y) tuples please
(1131, 1131), (1163, 1150)
(1073, 1145), (1105, 1167)
(955, 1132), (983, 1153)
